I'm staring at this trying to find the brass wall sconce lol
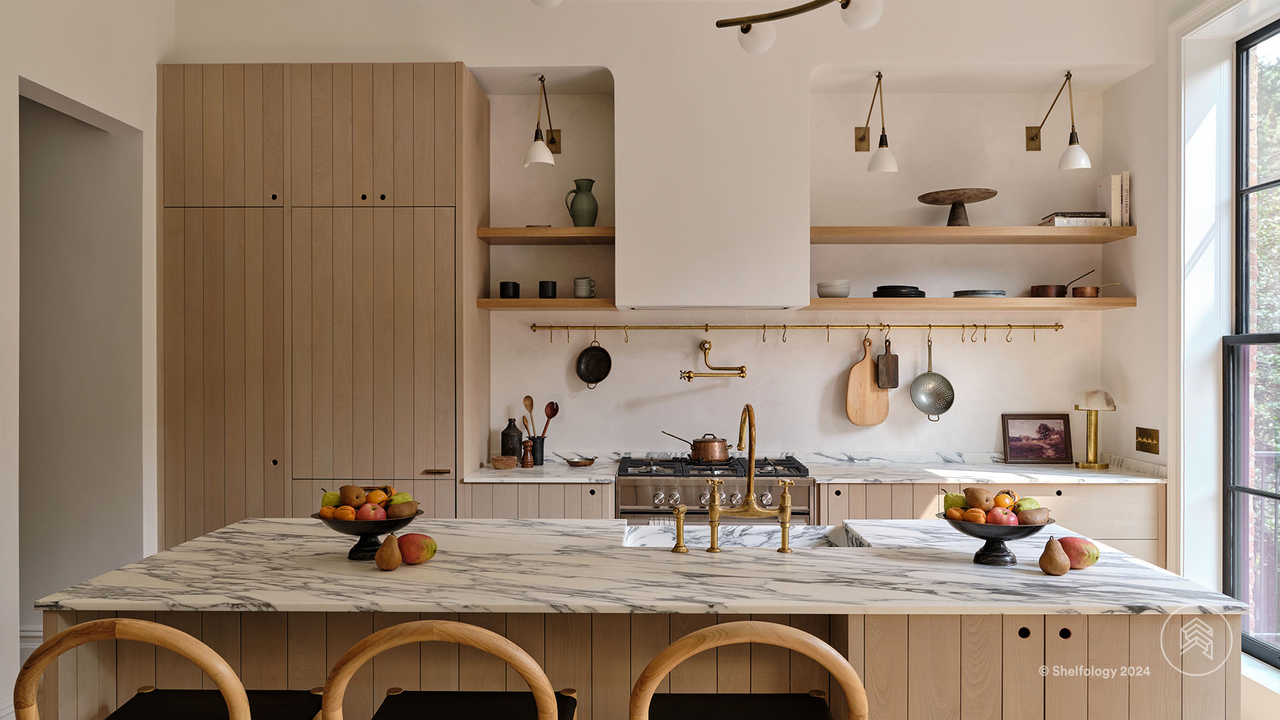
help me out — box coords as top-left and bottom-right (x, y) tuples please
(523, 75), (561, 168)
(680, 341), (746, 382)
(854, 71), (897, 173)
(1026, 71), (1091, 170)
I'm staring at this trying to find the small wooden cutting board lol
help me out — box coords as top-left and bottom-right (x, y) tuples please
(847, 338), (890, 426)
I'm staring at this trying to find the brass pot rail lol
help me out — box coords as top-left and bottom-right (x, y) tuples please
(531, 322), (1063, 343)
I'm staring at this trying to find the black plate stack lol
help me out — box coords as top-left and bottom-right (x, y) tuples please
(872, 284), (926, 298)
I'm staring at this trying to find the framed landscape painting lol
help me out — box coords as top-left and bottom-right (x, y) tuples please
(1001, 414), (1073, 464)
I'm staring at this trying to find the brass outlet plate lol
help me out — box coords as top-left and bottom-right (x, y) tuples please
(1136, 427), (1160, 454)
(1025, 127), (1042, 151)
(545, 129), (563, 154)
(855, 126), (871, 152)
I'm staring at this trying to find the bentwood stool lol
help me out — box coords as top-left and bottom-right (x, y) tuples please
(628, 621), (870, 720)
(14, 618), (323, 720)
(322, 619), (577, 720)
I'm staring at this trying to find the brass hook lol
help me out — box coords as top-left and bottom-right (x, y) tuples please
(961, 324), (966, 343)
(624, 326), (630, 343)
(782, 325), (788, 343)
(762, 324), (767, 342)
(927, 324), (933, 342)
(593, 325), (598, 343)
(827, 324), (831, 342)
(863, 326), (872, 343)
(884, 324), (891, 342)
(550, 326), (554, 344)
(983, 325), (988, 343)
(1033, 326), (1037, 342)
(1006, 324), (1013, 343)
(971, 325), (979, 343)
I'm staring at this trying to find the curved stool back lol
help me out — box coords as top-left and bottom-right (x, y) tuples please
(322, 619), (559, 720)
(14, 618), (251, 720)
(628, 620), (869, 720)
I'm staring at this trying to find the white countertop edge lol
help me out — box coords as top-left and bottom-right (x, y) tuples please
(461, 476), (615, 484)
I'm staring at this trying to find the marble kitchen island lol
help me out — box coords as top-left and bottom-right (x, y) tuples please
(38, 518), (1245, 720)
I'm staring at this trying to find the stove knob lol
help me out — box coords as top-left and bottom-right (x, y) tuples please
(719, 491), (729, 505)
(652, 491), (667, 506)
(729, 492), (743, 507)
(759, 491), (773, 506)
(668, 492), (681, 505)
(699, 491), (712, 505)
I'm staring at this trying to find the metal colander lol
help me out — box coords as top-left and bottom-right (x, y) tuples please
(910, 338), (955, 422)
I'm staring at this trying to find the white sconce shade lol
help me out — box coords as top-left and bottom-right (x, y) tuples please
(737, 23), (777, 54)
(868, 141), (898, 173)
(531, 0), (563, 8)
(841, 0), (884, 30)
(1058, 131), (1091, 170)
(1073, 389), (1116, 412)
(524, 136), (555, 168)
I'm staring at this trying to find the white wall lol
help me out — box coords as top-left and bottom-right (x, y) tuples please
(0, 0), (172, 693)
(18, 98), (145, 634)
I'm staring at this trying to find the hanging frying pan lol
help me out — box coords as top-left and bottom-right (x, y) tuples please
(576, 341), (612, 389)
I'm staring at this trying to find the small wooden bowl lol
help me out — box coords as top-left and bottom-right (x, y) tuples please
(491, 455), (519, 470)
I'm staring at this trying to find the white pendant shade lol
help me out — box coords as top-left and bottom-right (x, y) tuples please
(530, 0), (563, 8)
(1058, 140), (1091, 170)
(524, 139), (555, 168)
(737, 23), (777, 54)
(868, 146), (898, 173)
(841, 0), (884, 29)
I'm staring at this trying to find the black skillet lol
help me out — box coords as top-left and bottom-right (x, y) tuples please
(576, 341), (612, 389)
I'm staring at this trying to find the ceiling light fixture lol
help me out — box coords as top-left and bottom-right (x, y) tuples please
(854, 72), (897, 173)
(1026, 71), (1091, 171)
(524, 75), (560, 168)
(717, 0), (882, 54)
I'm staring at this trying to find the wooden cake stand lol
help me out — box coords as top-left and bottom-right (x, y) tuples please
(918, 188), (998, 226)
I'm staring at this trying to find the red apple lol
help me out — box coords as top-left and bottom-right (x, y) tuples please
(398, 533), (438, 565)
(356, 502), (386, 521)
(1058, 537), (1100, 569)
(986, 507), (1019, 526)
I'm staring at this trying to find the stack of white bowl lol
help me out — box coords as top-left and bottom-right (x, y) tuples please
(816, 279), (852, 298)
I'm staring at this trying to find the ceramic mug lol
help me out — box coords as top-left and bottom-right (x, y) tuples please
(499, 281), (520, 299)
(574, 277), (596, 299)
(539, 281), (557, 299)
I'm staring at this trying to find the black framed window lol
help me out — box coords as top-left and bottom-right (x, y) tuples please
(1226, 18), (1280, 671)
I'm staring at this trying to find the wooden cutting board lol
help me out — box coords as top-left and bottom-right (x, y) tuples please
(847, 338), (890, 426)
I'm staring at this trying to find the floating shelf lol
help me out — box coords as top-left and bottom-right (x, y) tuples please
(810, 225), (1138, 245)
(477, 298), (618, 311)
(802, 297), (1137, 312)
(477, 227), (616, 245)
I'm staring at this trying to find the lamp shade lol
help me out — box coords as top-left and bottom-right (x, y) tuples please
(868, 132), (897, 173)
(737, 23), (777, 54)
(841, 0), (884, 30)
(1073, 389), (1116, 412)
(524, 138), (555, 168)
(1058, 131), (1091, 170)
(530, 0), (563, 8)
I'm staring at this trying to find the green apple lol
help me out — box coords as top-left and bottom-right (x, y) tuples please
(320, 491), (341, 507)
(1010, 497), (1041, 513)
(943, 492), (968, 511)
(388, 492), (415, 505)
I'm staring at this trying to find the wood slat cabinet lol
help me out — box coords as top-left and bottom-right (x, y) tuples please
(160, 208), (288, 549)
(289, 63), (456, 207)
(455, 483), (615, 520)
(818, 484), (943, 524)
(290, 207), (457, 487)
(161, 64), (286, 207)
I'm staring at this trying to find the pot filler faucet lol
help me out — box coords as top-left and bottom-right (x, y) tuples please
(671, 403), (794, 554)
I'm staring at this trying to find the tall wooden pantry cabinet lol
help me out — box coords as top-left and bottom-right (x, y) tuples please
(158, 62), (490, 548)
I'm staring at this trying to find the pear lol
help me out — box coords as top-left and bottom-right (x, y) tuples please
(385, 500), (419, 519)
(339, 485), (366, 508)
(320, 491), (341, 507)
(375, 534), (402, 571)
(1039, 536), (1070, 576)
(1010, 497), (1041, 513)
(943, 492), (968, 512)
(387, 492), (415, 505)
(963, 487), (995, 512)
(1017, 507), (1051, 525)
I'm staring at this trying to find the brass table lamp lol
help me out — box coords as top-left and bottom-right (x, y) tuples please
(1073, 389), (1116, 469)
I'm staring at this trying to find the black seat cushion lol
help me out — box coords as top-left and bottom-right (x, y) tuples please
(109, 689), (321, 720)
(372, 690), (577, 720)
(649, 693), (834, 720)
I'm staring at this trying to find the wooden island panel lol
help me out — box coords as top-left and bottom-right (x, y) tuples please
(40, 611), (1238, 720)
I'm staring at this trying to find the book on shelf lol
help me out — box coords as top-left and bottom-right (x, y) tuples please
(1039, 217), (1113, 227)
(1041, 211), (1109, 221)
(1097, 173), (1132, 226)
(1121, 171), (1131, 226)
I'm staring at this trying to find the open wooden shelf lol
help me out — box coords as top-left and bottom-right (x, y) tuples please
(477, 298), (618, 311)
(802, 297), (1137, 312)
(477, 227), (616, 245)
(810, 225), (1138, 245)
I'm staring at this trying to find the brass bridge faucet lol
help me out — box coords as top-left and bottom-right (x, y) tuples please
(671, 403), (793, 554)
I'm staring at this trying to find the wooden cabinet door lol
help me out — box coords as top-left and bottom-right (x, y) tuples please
(160, 64), (285, 208)
(292, 207), (455, 484)
(457, 484), (612, 519)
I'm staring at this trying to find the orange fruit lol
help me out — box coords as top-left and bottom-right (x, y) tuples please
(995, 489), (1020, 503)
(945, 506), (965, 521)
(993, 494), (1015, 509)
(318, 506), (337, 520)
(334, 505), (357, 521)
(963, 508), (987, 524)
(366, 489), (389, 506)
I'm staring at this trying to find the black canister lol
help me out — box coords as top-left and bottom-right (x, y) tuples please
(531, 437), (545, 466)
(500, 418), (522, 458)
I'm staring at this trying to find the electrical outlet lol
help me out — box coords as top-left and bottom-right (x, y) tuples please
(1136, 427), (1159, 454)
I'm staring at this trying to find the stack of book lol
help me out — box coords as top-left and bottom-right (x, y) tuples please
(1039, 212), (1110, 227)
(1040, 172), (1131, 227)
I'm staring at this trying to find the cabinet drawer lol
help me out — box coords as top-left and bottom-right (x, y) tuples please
(998, 484), (1161, 540)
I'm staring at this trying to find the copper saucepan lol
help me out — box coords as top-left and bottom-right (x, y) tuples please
(662, 431), (731, 463)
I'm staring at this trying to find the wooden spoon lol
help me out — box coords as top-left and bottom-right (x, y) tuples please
(522, 416), (533, 439)
(523, 395), (535, 437)
(542, 401), (560, 437)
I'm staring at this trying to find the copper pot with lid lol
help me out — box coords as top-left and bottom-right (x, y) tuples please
(662, 431), (731, 463)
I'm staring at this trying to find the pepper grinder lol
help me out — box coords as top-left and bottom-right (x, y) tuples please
(520, 439), (535, 468)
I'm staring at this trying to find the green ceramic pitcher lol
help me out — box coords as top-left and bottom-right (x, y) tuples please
(565, 178), (598, 228)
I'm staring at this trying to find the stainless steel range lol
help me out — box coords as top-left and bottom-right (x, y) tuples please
(616, 456), (814, 525)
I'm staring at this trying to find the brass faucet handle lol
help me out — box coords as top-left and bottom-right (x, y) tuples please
(779, 478), (795, 487)
(705, 477), (724, 487)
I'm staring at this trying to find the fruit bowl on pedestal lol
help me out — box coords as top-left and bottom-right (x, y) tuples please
(935, 512), (1055, 566)
(312, 511), (423, 561)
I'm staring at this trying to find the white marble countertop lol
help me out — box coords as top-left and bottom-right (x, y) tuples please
(463, 457), (618, 483)
(802, 461), (1165, 484)
(38, 518), (1242, 616)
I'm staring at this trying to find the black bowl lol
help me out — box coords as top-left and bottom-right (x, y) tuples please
(313, 510), (423, 560)
(936, 512), (1055, 566)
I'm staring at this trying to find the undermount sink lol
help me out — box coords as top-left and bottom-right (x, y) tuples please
(622, 523), (865, 549)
